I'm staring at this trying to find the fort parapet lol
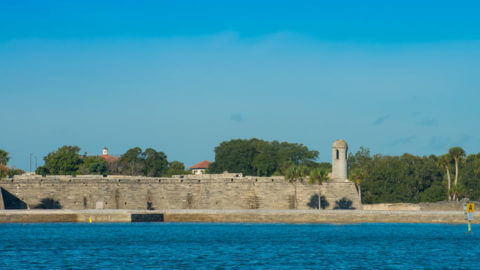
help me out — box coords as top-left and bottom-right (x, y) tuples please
(0, 174), (361, 210)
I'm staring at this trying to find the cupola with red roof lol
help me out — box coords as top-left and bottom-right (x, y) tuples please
(99, 147), (118, 163)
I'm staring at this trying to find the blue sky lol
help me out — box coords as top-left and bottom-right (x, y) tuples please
(1, 1), (480, 170)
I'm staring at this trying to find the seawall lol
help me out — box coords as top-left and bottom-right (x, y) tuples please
(0, 209), (476, 224)
(0, 175), (361, 211)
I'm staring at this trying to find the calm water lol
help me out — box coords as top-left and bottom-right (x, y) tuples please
(0, 223), (479, 269)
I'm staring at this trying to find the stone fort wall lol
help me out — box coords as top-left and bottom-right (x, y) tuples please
(0, 175), (361, 210)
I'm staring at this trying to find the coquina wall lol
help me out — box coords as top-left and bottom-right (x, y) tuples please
(0, 175), (361, 210)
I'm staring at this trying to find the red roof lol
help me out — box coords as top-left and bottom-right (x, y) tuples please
(190, 160), (211, 169)
(99, 154), (119, 163)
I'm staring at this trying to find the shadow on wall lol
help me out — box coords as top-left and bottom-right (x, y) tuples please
(307, 195), (330, 210)
(1, 188), (28, 209)
(186, 193), (193, 209)
(34, 198), (62, 209)
(334, 197), (355, 210)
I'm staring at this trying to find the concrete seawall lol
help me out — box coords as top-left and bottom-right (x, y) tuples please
(0, 210), (476, 224)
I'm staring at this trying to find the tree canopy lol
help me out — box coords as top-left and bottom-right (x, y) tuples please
(41, 145), (83, 175)
(117, 147), (169, 177)
(0, 149), (10, 165)
(79, 156), (107, 175)
(347, 146), (480, 203)
(208, 139), (320, 176)
(33, 146), (181, 177)
(143, 148), (169, 177)
(0, 149), (10, 178)
(167, 161), (188, 176)
(120, 147), (144, 175)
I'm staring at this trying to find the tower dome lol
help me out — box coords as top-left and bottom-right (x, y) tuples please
(332, 139), (348, 149)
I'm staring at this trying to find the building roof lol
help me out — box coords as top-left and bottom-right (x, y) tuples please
(332, 139), (348, 148)
(190, 160), (211, 169)
(99, 154), (119, 163)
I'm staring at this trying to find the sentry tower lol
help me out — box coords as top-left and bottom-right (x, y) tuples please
(332, 139), (348, 181)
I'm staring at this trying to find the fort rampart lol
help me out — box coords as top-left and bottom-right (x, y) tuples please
(0, 175), (361, 210)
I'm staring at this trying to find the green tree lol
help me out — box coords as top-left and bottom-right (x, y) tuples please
(347, 146), (372, 171)
(89, 162), (107, 175)
(458, 153), (480, 200)
(0, 149), (9, 165)
(276, 141), (319, 166)
(449, 147), (466, 201)
(7, 167), (24, 177)
(143, 148), (168, 177)
(79, 156), (108, 175)
(349, 167), (366, 203)
(349, 148), (444, 204)
(35, 166), (49, 176)
(252, 141), (279, 176)
(275, 160), (296, 176)
(208, 139), (259, 175)
(315, 162), (332, 171)
(118, 147), (170, 176)
(309, 168), (330, 209)
(167, 161), (187, 176)
(120, 147), (144, 175)
(209, 139), (319, 176)
(43, 146), (83, 175)
(0, 165), (7, 178)
(285, 165), (309, 209)
(437, 154), (453, 200)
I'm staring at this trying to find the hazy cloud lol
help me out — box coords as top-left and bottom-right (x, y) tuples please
(428, 136), (451, 150)
(388, 136), (416, 146)
(428, 134), (471, 151)
(459, 134), (472, 144)
(416, 118), (438, 127)
(373, 115), (389, 125)
(230, 113), (243, 123)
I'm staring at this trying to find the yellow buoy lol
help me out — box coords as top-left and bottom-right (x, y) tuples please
(89, 217), (92, 223)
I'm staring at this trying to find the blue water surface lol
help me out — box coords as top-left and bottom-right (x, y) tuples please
(0, 223), (478, 269)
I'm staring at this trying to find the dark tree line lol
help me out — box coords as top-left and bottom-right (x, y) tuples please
(35, 145), (188, 177)
(207, 139), (325, 176)
(348, 146), (480, 203)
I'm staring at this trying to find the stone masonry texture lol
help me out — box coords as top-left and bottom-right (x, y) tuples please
(0, 176), (361, 210)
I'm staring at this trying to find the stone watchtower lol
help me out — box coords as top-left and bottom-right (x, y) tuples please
(332, 139), (348, 181)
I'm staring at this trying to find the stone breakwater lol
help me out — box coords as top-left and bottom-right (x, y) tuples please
(0, 175), (360, 211)
(0, 209), (476, 224)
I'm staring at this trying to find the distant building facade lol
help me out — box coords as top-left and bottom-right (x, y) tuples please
(190, 160), (211, 175)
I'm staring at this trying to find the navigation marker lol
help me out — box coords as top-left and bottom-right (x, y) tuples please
(466, 202), (474, 233)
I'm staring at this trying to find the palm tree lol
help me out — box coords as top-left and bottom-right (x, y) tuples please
(437, 154), (453, 201)
(0, 164), (7, 178)
(309, 168), (330, 210)
(349, 168), (365, 203)
(0, 150), (9, 166)
(285, 165), (308, 209)
(449, 147), (466, 201)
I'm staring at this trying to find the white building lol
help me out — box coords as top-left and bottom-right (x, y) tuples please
(189, 160), (212, 175)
